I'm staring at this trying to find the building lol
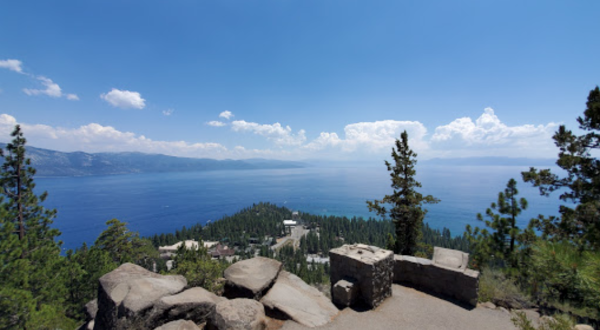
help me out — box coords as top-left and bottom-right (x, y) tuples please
(210, 243), (236, 259)
(158, 240), (219, 253)
(283, 220), (297, 234)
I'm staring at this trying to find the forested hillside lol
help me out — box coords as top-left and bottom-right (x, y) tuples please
(149, 202), (470, 257)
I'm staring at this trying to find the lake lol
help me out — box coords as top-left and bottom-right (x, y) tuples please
(35, 165), (564, 251)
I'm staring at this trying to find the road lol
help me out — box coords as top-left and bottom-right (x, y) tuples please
(271, 225), (309, 250)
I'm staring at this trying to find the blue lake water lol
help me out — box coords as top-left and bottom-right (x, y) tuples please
(35, 165), (565, 251)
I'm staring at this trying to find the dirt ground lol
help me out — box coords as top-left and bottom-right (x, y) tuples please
(279, 284), (520, 330)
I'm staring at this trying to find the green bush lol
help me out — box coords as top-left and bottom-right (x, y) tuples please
(479, 267), (530, 308)
(528, 241), (600, 318)
(511, 312), (574, 330)
(170, 243), (228, 294)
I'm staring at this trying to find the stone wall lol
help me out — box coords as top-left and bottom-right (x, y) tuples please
(394, 247), (479, 306)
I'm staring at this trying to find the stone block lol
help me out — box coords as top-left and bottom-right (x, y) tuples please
(332, 278), (358, 308)
(432, 246), (469, 270)
(329, 244), (394, 309)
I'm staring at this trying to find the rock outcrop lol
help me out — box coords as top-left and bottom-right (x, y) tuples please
(208, 298), (267, 330)
(148, 287), (224, 327)
(223, 257), (282, 299)
(329, 244), (394, 309)
(153, 320), (202, 330)
(260, 271), (338, 328)
(94, 263), (187, 330)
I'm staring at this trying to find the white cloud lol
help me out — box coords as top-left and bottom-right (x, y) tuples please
(219, 110), (234, 120)
(100, 88), (146, 109)
(207, 121), (226, 127)
(23, 76), (61, 97)
(430, 107), (558, 157)
(231, 120), (307, 146)
(22, 76), (79, 101)
(163, 109), (174, 116)
(0, 59), (23, 73)
(1, 60), (78, 100)
(0, 114), (229, 158)
(305, 120), (428, 155)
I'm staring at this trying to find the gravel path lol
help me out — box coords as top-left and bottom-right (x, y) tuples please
(280, 284), (518, 330)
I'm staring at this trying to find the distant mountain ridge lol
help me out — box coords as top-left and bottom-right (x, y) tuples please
(422, 156), (556, 167)
(0, 144), (306, 176)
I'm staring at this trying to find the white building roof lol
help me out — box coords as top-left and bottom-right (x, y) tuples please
(159, 240), (219, 252)
(283, 220), (297, 226)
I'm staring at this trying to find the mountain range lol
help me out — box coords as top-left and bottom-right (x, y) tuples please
(0, 144), (306, 177)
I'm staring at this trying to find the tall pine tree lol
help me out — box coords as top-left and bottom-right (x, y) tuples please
(0, 125), (67, 329)
(367, 130), (439, 255)
(522, 86), (600, 250)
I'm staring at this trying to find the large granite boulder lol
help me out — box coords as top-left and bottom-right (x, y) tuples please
(260, 271), (339, 328)
(148, 287), (225, 327)
(94, 263), (187, 330)
(329, 244), (394, 309)
(208, 298), (266, 330)
(223, 257), (282, 299)
(154, 320), (201, 330)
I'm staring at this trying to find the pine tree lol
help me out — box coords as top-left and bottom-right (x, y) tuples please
(466, 178), (534, 268)
(0, 125), (66, 328)
(367, 130), (439, 255)
(522, 86), (600, 250)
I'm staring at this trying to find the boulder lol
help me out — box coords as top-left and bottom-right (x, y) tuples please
(223, 257), (282, 299)
(94, 263), (187, 330)
(154, 320), (201, 330)
(148, 287), (224, 327)
(574, 325), (594, 330)
(85, 299), (98, 321)
(329, 244), (394, 309)
(260, 271), (339, 328)
(208, 298), (266, 330)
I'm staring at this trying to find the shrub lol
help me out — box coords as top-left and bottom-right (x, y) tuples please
(511, 312), (574, 330)
(479, 266), (530, 308)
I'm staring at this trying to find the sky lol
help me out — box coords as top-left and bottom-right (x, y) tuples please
(1, 0), (599, 161)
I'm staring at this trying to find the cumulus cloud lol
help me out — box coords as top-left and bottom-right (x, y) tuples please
(430, 107), (558, 157)
(0, 114), (229, 158)
(101, 88), (146, 109)
(163, 109), (174, 116)
(22, 76), (79, 101)
(0, 59), (23, 73)
(207, 121), (226, 127)
(219, 110), (234, 120)
(305, 120), (428, 154)
(231, 120), (307, 146)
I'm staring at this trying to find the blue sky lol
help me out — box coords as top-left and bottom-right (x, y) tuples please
(1, 1), (598, 161)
